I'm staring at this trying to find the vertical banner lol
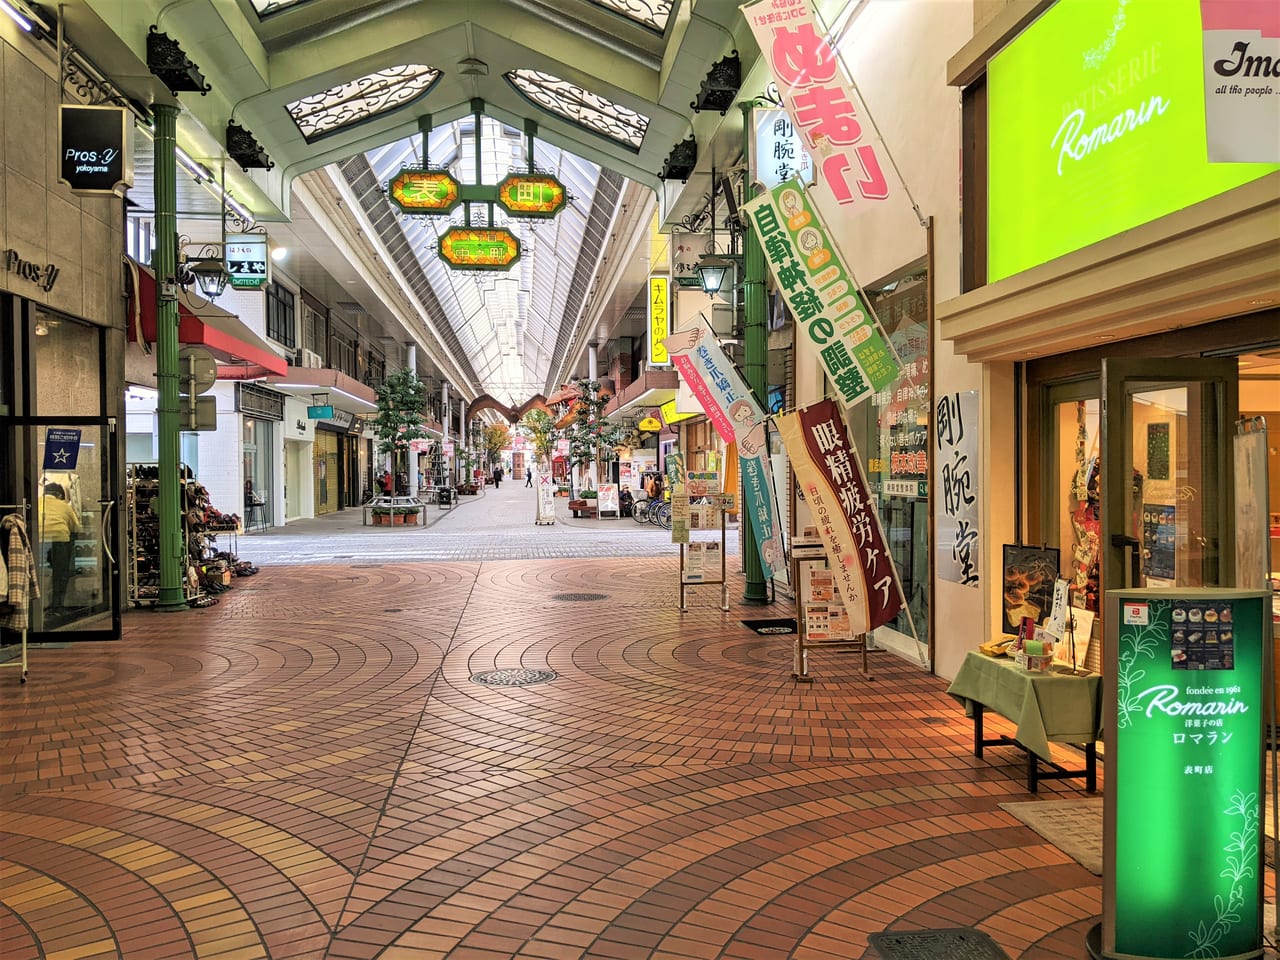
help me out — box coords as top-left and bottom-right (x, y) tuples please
(1233, 421), (1270, 589)
(936, 391), (980, 587)
(663, 326), (784, 577)
(1201, 0), (1280, 163)
(648, 276), (670, 366)
(535, 472), (556, 524)
(751, 106), (814, 190)
(740, 0), (894, 214)
(1105, 589), (1268, 959)
(776, 398), (904, 634)
(742, 179), (900, 408)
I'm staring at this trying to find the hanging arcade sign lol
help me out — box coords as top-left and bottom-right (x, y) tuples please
(496, 173), (567, 217)
(387, 168), (462, 214)
(438, 227), (521, 270)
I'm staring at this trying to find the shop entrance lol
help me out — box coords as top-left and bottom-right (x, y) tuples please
(1100, 358), (1238, 594)
(1034, 353), (1242, 671)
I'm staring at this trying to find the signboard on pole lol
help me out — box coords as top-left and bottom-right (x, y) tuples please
(225, 234), (269, 289)
(776, 398), (905, 635)
(1103, 588), (1268, 960)
(741, 0), (894, 215)
(936, 391), (979, 587)
(742, 179), (900, 408)
(663, 326), (784, 578)
(58, 105), (133, 196)
(648, 276), (670, 366)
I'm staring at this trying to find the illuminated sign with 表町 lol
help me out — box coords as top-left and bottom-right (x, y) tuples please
(438, 227), (521, 270)
(987, 0), (1278, 282)
(387, 168), (461, 214)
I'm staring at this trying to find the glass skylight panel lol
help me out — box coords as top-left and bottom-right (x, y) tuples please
(248, 0), (314, 15)
(590, 0), (672, 32)
(286, 64), (440, 142)
(505, 70), (649, 152)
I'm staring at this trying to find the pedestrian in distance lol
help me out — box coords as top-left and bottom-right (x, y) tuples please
(493, 466), (502, 489)
(525, 466), (533, 487)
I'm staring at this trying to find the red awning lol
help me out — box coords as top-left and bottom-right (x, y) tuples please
(127, 261), (288, 378)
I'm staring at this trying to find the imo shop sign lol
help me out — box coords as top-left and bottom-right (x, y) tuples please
(58, 105), (133, 196)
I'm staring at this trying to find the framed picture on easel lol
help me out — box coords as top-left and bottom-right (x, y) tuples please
(1001, 544), (1061, 635)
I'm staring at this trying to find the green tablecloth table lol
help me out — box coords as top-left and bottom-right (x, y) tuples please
(946, 650), (1102, 791)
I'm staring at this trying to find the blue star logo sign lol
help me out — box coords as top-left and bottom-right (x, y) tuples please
(52, 448), (70, 465)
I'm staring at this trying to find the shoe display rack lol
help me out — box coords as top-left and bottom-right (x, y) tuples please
(127, 464), (259, 608)
(126, 463), (201, 606)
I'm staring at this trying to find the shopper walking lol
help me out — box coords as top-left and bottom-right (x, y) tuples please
(493, 466), (502, 489)
(525, 466), (533, 487)
(38, 482), (79, 612)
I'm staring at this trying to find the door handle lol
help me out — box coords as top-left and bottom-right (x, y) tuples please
(1111, 534), (1141, 588)
(99, 499), (116, 567)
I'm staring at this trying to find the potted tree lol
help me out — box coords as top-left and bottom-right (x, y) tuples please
(371, 505), (422, 525)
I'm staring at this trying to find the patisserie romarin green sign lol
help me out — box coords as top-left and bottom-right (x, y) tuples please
(987, 0), (1278, 283)
(1106, 589), (1268, 959)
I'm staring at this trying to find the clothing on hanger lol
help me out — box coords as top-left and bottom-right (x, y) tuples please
(0, 514), (39, 631)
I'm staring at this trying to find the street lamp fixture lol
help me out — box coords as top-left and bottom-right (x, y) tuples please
(695, 254), (732, 296)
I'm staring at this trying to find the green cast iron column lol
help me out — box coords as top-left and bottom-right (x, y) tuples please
(153, 103), (185, 611)
(740, 101), (768, 604)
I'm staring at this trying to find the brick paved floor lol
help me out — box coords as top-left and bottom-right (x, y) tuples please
(1, 555), (1132, 960)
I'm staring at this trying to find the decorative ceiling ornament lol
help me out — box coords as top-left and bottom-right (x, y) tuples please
(589, 0), (673, 32)
(285, 64), (440, 143)
(505, 69), (649, 152)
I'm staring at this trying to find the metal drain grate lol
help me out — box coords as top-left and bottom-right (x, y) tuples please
(384, 608), (402, 613)
(921, 716), (951, 725)
(869, 929), (1011, 960)
(551, 592), (608, 602)
(350, 564), (384, 569)
(471, 668), (558, 687)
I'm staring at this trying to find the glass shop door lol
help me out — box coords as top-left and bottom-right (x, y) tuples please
(1100, 358), (1238, 593)
(6, 417), (122, 641)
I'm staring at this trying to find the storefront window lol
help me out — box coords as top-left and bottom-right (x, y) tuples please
(844, 264), (929, 646)
(243, 418), (273, 524)
(33, 309), (100, 416)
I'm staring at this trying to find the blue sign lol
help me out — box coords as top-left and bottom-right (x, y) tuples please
(307, 405), (334, 419)
(43, 428), (81, 470)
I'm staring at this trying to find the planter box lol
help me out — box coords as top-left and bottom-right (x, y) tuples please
(373, 512), (418, 526)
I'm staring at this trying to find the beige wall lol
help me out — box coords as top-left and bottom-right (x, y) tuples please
(0, 23), (123, 325)
(791, 0), (984, 675)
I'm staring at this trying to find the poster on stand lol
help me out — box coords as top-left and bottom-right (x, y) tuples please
(1200, 0), (1280, 163)
(535, 472), (556, 524)
(597, 483), (619, 516)
(683, 541), (722, 584)
(776, 398), (904, 635)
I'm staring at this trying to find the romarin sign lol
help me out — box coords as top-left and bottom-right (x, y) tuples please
(988, 0), (1278, 282)
(438, 227), (521, 270)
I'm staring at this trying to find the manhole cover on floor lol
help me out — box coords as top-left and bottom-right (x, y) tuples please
(384, 608), (402, 613)
(350, 564), (384, 569)
(551, 592), (608, 602)
(471, 668), (558, 687)
(921, 716), (951, 725)
(869, 928), (1011, 960)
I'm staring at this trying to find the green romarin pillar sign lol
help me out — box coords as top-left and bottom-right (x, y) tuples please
(1101, 589), (1269, 960)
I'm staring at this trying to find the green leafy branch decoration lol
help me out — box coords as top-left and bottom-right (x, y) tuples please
(1115, 599), (1168, 729)
(1186, 790), (1257, 958)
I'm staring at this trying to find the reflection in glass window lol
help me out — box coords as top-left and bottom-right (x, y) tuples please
(842, 264), (930, 647)
(505, 70), (649, 152)
(285, 65), (441, 143)
(591, 0), (672, 32)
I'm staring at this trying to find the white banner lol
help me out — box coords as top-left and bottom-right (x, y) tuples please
(741, 0), (895, 218)
(1202, 0), (1280, 162)
(935, 391), (980, 587)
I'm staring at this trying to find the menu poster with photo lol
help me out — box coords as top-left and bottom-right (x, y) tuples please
(807, 566), (837, 603)
(683, 541), (722, 584)
(1146, 422), (1170, 480)
(804, 603), (853, 641)
(1143, 503), (1176, 580)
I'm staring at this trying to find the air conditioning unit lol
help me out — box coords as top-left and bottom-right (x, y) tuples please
(295, 348), (323, 369)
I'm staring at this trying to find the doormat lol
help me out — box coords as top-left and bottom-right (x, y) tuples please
(741, 618), (796, 635)
(999, 798), (1102, 875)
(869, 928), (1011, 959)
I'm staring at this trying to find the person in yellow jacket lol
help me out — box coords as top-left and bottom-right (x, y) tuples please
(39, 482), (80, 612)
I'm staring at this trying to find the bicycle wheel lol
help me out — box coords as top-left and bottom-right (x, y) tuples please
(632, 499), (650, 524)
(656, 502), (672, 529)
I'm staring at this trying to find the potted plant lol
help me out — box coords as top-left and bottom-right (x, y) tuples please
(371, 506), (421, 526)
